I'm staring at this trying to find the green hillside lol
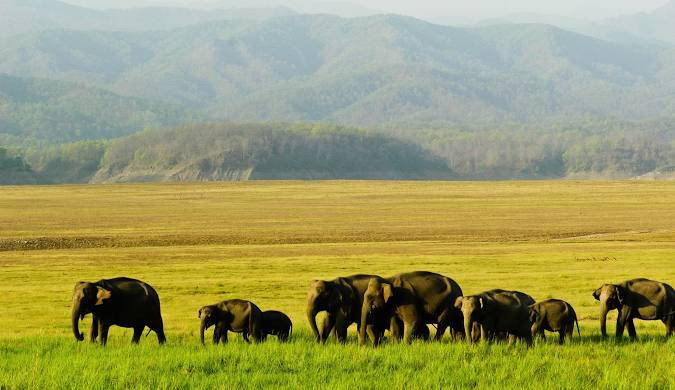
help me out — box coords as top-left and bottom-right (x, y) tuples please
(91, 123), (451, 183)
(1, 15), (675, 127)
(0, 74), (195, 145)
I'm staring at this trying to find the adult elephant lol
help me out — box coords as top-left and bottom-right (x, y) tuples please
(307, 274), (384, 343)
(71, 277), (166, 345)
(593, 278), (675, 338)
(454, 289), (535, 345)
(359, 271), (464, 344)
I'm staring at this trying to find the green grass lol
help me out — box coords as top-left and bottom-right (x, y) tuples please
(1, 334), (673, 389)
(0, 181), (674, 389)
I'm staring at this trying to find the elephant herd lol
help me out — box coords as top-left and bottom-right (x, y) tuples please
(71, 273), (675, 346)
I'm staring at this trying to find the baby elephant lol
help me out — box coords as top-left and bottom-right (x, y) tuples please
(198, 299), (263, 344)
(529, 299), (580, 344)
(258, 310), (293, 342)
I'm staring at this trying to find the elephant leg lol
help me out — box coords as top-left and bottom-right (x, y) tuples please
(480, 324), (489, 342)
(389, 317), (403, 342)
(616, 307), (630, 338)
(558, 330), (565, 345)
(566, 321), (574, 341)
(366, 325), (380, 346)
(149, 316), (166, 345)
(132, 326), (144, 344)
(90, 315), (99, 343)
(435, 309), (452, 341)
(154, 327), (166, 345)
(334, 315), (349, 343)
(627, 318), (637, 339)
(242, 330), (250, 344)
(220, 330), (228, 344)
(100, 323), (110, 346)
(403, 321), (418, 344)
(320, 313), (335, 343)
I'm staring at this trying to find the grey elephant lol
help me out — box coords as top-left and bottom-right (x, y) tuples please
(71, 277), (166, 345)
(454, 289), (535, 345)
(529, 299), (580, 344)
(198, 299), (263, 344)
(593, 278), (674, 338)
(359, 271), (464, 345)
(307, 274), (384, 343)
(258, 310), (292, 342)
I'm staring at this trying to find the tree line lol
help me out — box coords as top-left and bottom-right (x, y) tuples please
(2, 119), (675, 184)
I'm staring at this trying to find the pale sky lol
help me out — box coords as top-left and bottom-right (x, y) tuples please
(65, 0), (671, 21)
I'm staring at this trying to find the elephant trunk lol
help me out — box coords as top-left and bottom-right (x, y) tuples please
(599, 302), (609, 338)
(464, 315), (473, 343)
(359, 303), (369, 345)
(199, 319), (207, 345)
(307, 303), (320, 343)
(71, 297), (84, 342)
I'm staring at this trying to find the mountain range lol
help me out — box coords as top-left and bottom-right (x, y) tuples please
(0, 0), (295, 38)
(2, 14), (675, 130)
(2, 0), (675, 182)
(0, 74), (192, 145)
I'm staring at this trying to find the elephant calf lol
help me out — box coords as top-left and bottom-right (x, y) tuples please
(198, 299), (263, 344)
(258, 310), (292, 342)
(455, 289), (535, 345)
(529, 299), (580, 344)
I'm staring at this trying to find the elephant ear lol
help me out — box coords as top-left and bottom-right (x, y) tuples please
(383, 283), (394, 304)
(592, 286), (603, 301)
(528, 305), (538, 323)
(454, 296), (463, 309)
(95, 287), (112, 305)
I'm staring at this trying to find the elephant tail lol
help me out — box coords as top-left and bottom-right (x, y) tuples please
(572, 309), (581, 338)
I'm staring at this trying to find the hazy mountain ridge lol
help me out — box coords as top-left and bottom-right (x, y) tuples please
(2, 15), (675, 127)
(0, 0), (295, 38)
(0, 74), (194, 145)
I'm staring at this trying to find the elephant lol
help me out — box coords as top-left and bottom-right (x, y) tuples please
(307, 274), (384, 343)
(71, 277), (166, 345)
(454, 289), (535, 345)
(257, 310), (292, 342)
(198, 299), (263, 344)
(593, 278), (675, 338)
(359, 271), (464, 345)
(529, 299), (580, 344)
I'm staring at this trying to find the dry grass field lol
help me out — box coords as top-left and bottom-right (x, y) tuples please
(0, 181), (673, 389)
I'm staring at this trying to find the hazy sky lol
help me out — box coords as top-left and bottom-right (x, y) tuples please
(347, 0), (670, 20)
(66, 0), (671, 21)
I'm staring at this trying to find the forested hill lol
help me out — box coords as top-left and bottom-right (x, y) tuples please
(2, 15), (675, 127)
(91, 123), (451, 183)
(0, 74), (194, 146)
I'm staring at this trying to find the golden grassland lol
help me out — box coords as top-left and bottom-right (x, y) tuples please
(0, 181), (673, 388)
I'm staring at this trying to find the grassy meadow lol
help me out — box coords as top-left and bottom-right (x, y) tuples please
(0, 181), (673, 389)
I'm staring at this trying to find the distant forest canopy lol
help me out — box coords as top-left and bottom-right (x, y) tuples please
(3, 120), (675, 184)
